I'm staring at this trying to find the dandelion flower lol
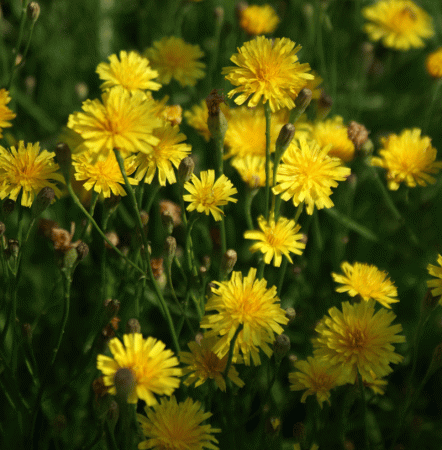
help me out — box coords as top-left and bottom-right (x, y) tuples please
(244, 214), (305, 267)
(72, 150), (138, 197)
(0, 89), (16, 137)
(371, 128), (442, 190)
(427, 254), (442, 300)
(134, 122), (191, 186)
(239, 4), (280, 36)
(332, 261), (399, 309)
(289, 356), (350, 407)
(67, 85), (161, 157)
(145, 36), (206, 87)
(310, 116), (355, 162)
(313, 300), (405, 385)
(96, 50), (161, 93)
(231, 155), (269, 188)
(222, 36), (314, 112)
(426, 47), (442, 78)
(183, 170), (237, 221)
(96, 333), (182, 405)
(137, 396), (220, 450)
(363, 0), (434, 51)
(0, 141), (64, 207)
(273, 139), (351, 215)
(179, 336), (245, 392)
(200, 267), (289, 365)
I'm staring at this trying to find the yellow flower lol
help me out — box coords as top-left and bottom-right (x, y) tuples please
(72, 150), (138, 197)
(222, 36), (314, 112)
(427, 254), (442, 300)
(231, 155), (269, 188)
(179, 336), (245, 392)
(200, 267), (289, 365)
(137, 396), (220, 450)
(313, 300), (405, 385)
(310, 116), (355, 162)
(239, 4), (280, 36)
(145, 36), (206, 87)
(0, 89), (16, 137)
(244, 214), (305, 267)
(0, 141), (64, 207)
(289, 356), (350, 408)
(272, 139), (351, 215)
(183, 170), (238, 221)
(363, 0), (434, 51)
(426, 47), (442, 78)
(96, 50), (161, 93)
(67, 86), (161, 157)
(332, 261), (399, 309)
(371, 128), (442, 190)
(134, 122), (191, 186)
(96, 333), (182, 405)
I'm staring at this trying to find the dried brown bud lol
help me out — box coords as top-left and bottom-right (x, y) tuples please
(178, 156), (195, 183)
(76, 241), (89, 261)
(347, 121), (370, 151)
(5, 239), (19, 260)
(151, 257), (164, 279)
(159, 200), (182, 227)
(126, 318), (141, 334)
(206, 89), (226, 117)
(51, 223), (77, 252)
(38, 218), (58, 239)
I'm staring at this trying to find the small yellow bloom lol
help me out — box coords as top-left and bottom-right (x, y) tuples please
(0, 89), (16, 137)
(426, 47), (442, 78)
(231, 155), (270, 188)
(427, 254), (442, 300)
(239, 4), (280, 36)
(183, 170), (238, 221)
(332, 261), (399, 309)
(244, 214), (305, 267)
(145, 36), (206, 87)
(363, 0), (434, 51)
(371, 128), (442, 190)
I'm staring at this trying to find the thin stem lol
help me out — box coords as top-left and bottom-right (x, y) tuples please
(222, 324), (243, 381)
(219, 212), (226, 264)
(277, 257), (288, 294)
(143, 181), (161, 215)
(244, 188), (259, 230)
(357, 370), (370, 450)
(422, 79), (442, 133)
(264, 102), (272, 220)
(80, 190), (99, 240)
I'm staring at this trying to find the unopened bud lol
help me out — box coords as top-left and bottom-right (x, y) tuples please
(104, 232), (119, 249)
(317, 91), (333, 120)
(27, 2), (40, 22)
(285, 307), (296, 324)
(33, 186), (55, 217)
(114, 368), (136, 402)
(235, 1), (248, 20)
(178, 156), (195, 183)
(0, 222), (5, 237)
(76, 241), (89, 261)
(161, 210), (174, 235)
(214, 6), (224, 24)
(273, 334), (291, 362)
(296, 88), (313, 112)
(139, 211), (149, 227)
(221, 249), (237, 277)
(165, 236), (177, 261)
(275, 123), (295, 163)
(347, 121), (370, 151)
(3, 199), (15, 216)
(126, 318), (141, 334)
(54, 143), (72, 179)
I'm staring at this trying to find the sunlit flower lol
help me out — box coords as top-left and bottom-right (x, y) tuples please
(179, 336), (245, 392)
(244, 214), (305, 267)
(313, 300), (405, 385)
(146, 36), (206, 87)
(134, 122), (191, 186)
(426, 47), (442, 78)
(289, 356), (350, 407)
(0, 89), (16, 137)
(72, 150), (138, 197)
(183, 170), (237, 221)
(137, 396), (220, 450)
(273, 139), (351, 215)
(222, 36), (314, 112)
(427, 254), (442, 300)
(363, 0), (434, 51)
(200, 267), (289, 365)
(371, 128), (442, 190)
(0, 141), (64, 207)
(332, 261), (399, 309)
(67, 86), (161, 157)
(231, 155), (269, 188)
(239, 4), (280, 36)
(96, 50), (161, 93)
(96, 333), (182, 405)
(310, 116), (355, 162)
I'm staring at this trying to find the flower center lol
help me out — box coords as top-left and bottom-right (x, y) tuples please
(348, 328), (367, 350)
(392, 7), (418, 32)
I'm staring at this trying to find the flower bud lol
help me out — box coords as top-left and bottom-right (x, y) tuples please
(275, 123), (295, 163)
(347, 121), (370, 151)
(139, 210), (149, 227)
(165, 236), (177, 261)
(5, 239), (19, 261)
(206, 89), (228, 141)
(27, 2), (40, 23)
(273, 334), (291, 362)
(317, 91), (333, 121)
(296, 88), (313, 112)
(33, 186), (55, 217)
(214, 6), (224, 24)
(221, 249), (237, 277)
(104, 232), (119, 249)
(126, 318), (141, 334)
(285, 307), (296, 324)
(114, 368), (136, 402)
(178, 156), (195, 183)
(76, 241), (89, 261)
(54, 142), (72, 180)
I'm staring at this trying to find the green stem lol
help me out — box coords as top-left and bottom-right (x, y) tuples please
(144, 181), (161, 215)
(277, 257), (288, 295)
(207, 10), (223, 92)
(80, 190), (99, 240)
(244, 188), (259, 230)
(222, 324), (243, 381)
(294, 203), (304, 224)
(219, 211), (226, 265)
(264, 102), (272, 220)
(357, 370), (370, 450)
(422, 78), (442, 133)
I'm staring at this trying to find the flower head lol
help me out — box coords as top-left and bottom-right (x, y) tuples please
(179, 336), (245, 392)
(239, 4), (280, 36)
(96, 50), (161, 93)
(313, 300), (405, 384)
(222, 36), (314, 112)
(145, 36), (206, 87)
(332, 261), (399, 309)
(72, 150), (138, 197)
(0, 89), (16, 137)
(426, 47), (442, 78)
(272, 139), (351, 215)
(200, 267), (289, 365)
(134, 122), (191, 186)
(183, 170), (237, 221)
(289, 356), (350, 408)
(0, 141), (64, 207)
(363, 0), (434, 51)
(231, 155), (269, 188)
(244, 214), (305, 267)
(67, 86), (161, 158)
(96, 333), (182, 405)
(137, 396), (220, 450)
(371, 128), (442, 190)
(427, 254), (442, 300)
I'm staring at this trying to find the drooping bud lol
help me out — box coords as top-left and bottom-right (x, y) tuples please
(54, 142), (72, 180)
(221, 249), (237, 277)
(178, 156), (195, 184)
(151, 257), (164, 279)
(273, 334), (291, 362)
(126, 318), (141, 334)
